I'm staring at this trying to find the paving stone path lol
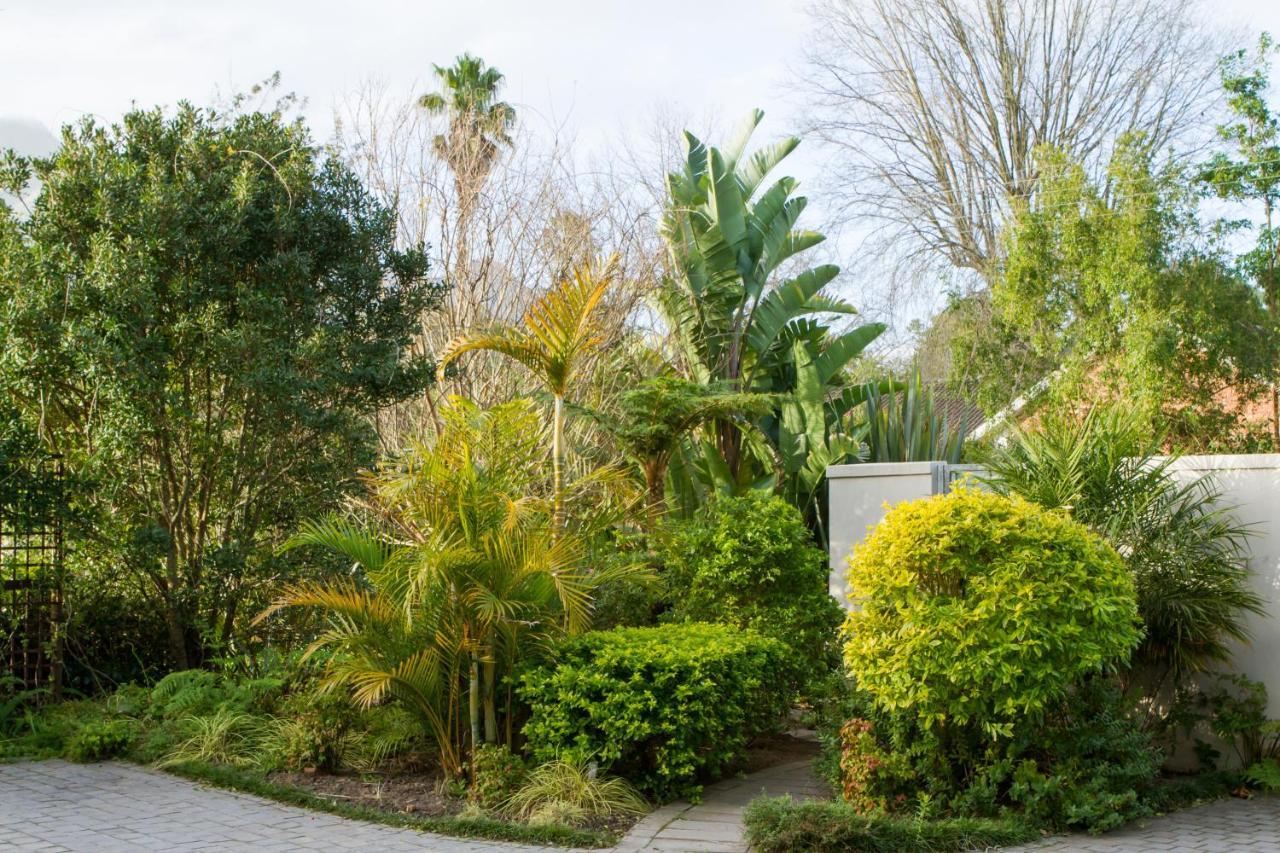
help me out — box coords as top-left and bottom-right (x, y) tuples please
(2, 758), (1278, 851)
(614, 759), (829, 853)
(1006, 793), (1280, 853)
(0, 760), (557, 852)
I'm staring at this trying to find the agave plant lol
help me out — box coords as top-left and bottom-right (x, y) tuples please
(862, 371), (966, 463)
(985, 405), (1264, 685)
(258, 398), (640, 778)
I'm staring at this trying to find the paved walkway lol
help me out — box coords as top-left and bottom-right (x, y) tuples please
(0, 760), (558, 852)
(616, 760), (830, 853)
(1006, 793), (1280, 852)
(3, 758), (1277, 852)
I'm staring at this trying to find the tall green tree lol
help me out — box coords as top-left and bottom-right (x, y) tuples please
(659, 110), (884, 534)
(0, 102), (442, 669)
(952, 138), (1279, 449)
(1199, 34), (1280, 447)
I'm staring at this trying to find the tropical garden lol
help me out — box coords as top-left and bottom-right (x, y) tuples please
(2, 1), (1280, 850)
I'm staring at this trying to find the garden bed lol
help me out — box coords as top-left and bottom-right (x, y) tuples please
(267, 767), (643, 836)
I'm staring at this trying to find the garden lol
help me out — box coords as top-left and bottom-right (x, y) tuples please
(3, 7), (1280, 852)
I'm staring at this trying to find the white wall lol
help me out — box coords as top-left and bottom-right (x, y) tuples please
(1166, 455), (1280, 717)
(827, 455), (1280, 717)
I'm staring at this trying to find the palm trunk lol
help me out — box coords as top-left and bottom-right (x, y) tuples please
(468, 655), (481, 759)
(552, 394), (565, 531)
(483, 654), (498, 744)
(643, 458), (667, 530)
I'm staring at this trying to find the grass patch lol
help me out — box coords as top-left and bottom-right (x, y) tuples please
(163, 761), (616, 849)
(744, 796), (1041, 853)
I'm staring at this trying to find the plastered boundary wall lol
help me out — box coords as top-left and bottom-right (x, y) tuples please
(827, 455), (1280, 716)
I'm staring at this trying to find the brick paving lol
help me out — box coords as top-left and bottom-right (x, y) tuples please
(615, 759), (830, 853)
(1006, 794), (1280, 853)
(0, 760), (559, 852)
(1, 758), (1277, 852)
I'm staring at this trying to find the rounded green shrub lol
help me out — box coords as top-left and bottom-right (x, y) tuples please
(658, 493), (842, 691)
(844, 488), (1141, 733)
(519, 623), (789, 802)
(64, 719), (134, 762)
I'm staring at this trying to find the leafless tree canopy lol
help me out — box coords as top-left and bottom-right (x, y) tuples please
(801, 0), (1224, 280)
(332, 81), (673, 448)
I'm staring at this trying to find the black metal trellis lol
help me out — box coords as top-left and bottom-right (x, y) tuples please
(1, 456), (65, 702)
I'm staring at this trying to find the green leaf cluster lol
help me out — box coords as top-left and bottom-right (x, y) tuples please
(518, 623), (789, 802)
(656, 493), (843, 691)
(843, 488), (1141, 733)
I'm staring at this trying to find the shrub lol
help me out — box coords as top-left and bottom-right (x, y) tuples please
(504, 758), (648, 825)
(743, 796), (1038, 853)
(844, 488), (1141, 733)
(949, 681), (1162, 832)
(658, 493), (842, 691)
(64, 719), (134, 762)
(471, 744), (528, 811)
(271, 689), (359, 772)
(519, 623), (789, 801)
(985, 406), (1263, 683)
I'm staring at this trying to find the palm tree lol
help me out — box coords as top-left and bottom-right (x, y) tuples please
(437, 257), (618, 530)
(419, 54), (516, 294)
(575, 375), (772, 526)
(259, 399), (627, 776)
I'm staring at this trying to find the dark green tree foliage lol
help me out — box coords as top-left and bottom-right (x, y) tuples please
(1199, 33), (1280, 447)
(0, 102), (442, 668)
(657, 493), (842, 691)
(951, 138), (1278, 450)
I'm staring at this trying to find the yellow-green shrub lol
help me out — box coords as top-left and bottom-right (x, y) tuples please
(844, 488), (1140, 735)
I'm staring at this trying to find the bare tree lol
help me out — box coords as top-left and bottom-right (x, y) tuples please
(800, 0), (1225, 281)
(333, 80), (666, 448)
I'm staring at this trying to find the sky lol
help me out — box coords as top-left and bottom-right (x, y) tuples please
(0, 0), (811, 158)
(3, 0), (1280, 336)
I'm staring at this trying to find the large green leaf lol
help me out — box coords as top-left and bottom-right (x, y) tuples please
(744, 265), (841, 360)
(814, 323), (886, 385)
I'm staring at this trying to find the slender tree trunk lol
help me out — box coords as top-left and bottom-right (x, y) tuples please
(643, 458), (667, 530)
(162, 546), (190, 670)
(468, 655), (481, 759)
(483, 656), (497, 744)
(552, 394), (565, 531)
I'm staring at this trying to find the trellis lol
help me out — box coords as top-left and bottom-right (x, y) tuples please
(1, 456), (65, 701)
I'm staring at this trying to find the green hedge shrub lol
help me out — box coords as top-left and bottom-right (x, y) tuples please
(519, 623), (789, 802)
(658, 494), (842, 692)
(844, 488), (1141, 732)
(64, 719), (135, 762)
(743, 796), (1038, 853)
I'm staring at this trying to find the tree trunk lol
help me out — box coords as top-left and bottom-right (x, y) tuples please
(483, 657), (498, 744)
(468, 655), (481, 760)
(552, 395), (565, 531)
(643, 458), (667, 530)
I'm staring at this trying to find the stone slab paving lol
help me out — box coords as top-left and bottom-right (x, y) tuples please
(4, 758), (1278, 852)
(1004, 794), (1280, 853)
(615, 759), (830, 853)
(0, 760), (563, 852)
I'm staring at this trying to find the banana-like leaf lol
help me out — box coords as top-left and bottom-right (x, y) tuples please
(814, 323), (886, 386)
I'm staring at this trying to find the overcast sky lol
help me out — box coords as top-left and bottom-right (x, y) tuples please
(0, 1), (812, 157)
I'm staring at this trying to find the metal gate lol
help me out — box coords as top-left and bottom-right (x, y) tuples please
(1, 456), (65, 701)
